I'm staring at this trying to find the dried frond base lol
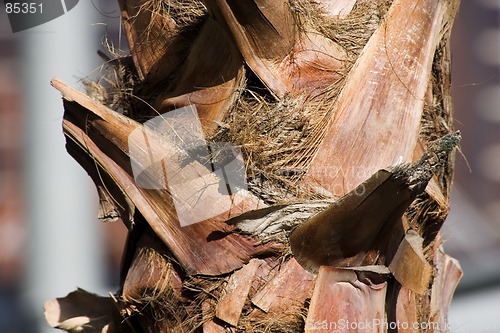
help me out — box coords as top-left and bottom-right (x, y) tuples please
(46, 0), (463, 332)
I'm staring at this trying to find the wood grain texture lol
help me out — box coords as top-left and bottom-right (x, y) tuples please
(215, 259), (262, 326)
(305, 266), (387, 333)
(305, 0), (456, 196)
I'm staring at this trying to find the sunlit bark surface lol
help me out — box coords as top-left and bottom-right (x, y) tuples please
(44, 1), (462, 332)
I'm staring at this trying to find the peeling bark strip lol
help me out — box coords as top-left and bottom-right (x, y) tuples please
(250, 258), (314, 314)
(45, 0), (462, 332)
(304, 0), (460, 196)
(388, 230), (432, 294)
(215, 259), (261, 326)
(305, 266), (387, 333)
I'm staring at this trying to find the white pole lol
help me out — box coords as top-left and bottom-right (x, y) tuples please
(20, 2), (106, 332)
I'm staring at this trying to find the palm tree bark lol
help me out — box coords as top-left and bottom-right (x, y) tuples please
(44, 0), (462, 332)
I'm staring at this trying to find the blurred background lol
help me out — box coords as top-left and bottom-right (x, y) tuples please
(0, 1), (499, 332)
(0, 2), (126, 332)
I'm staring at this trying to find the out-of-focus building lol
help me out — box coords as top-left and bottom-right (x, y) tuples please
(447, 0), (500, 293)
(1, 3), (126, 332)
(445, 1), (500, 332)
(0, 12), (26, 333)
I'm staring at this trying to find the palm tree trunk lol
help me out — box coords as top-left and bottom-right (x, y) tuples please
(44, 0), (462, 332)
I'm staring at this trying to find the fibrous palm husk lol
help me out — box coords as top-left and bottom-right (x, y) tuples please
(45, 0), (462, 332)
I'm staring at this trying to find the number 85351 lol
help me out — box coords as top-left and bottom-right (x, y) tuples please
(5, 2), (43, 14)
